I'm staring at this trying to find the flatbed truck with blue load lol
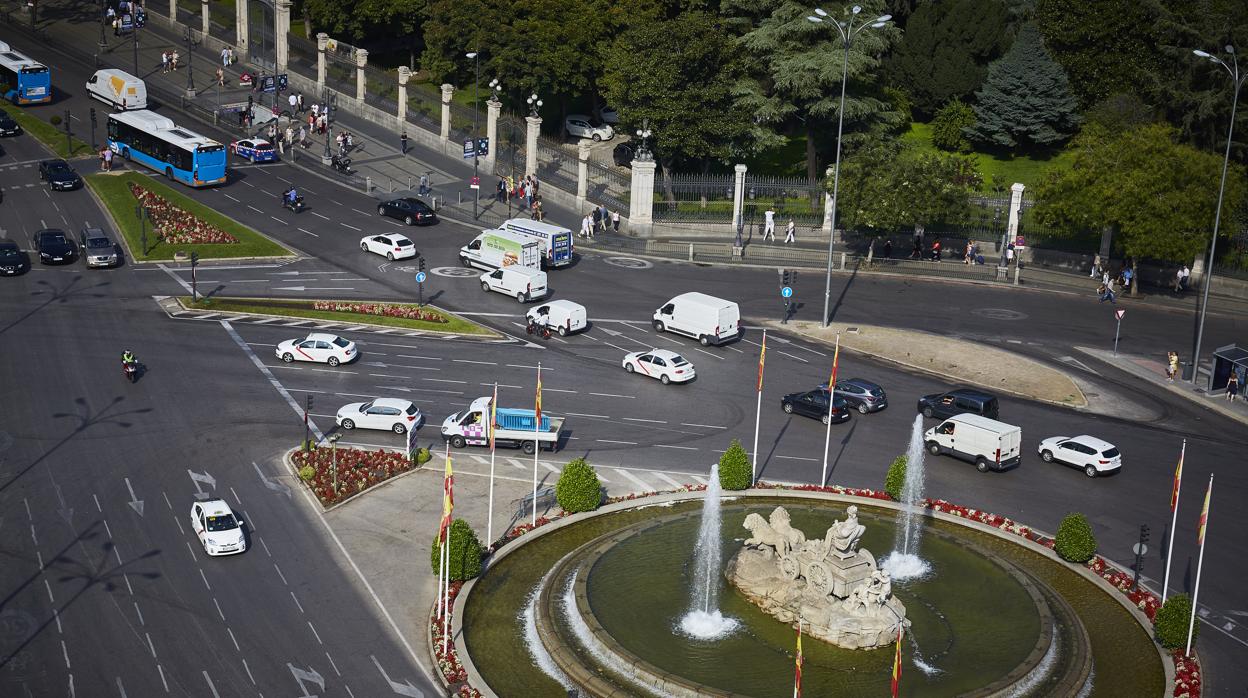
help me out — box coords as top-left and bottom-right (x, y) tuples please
(440, 396), (565, 454)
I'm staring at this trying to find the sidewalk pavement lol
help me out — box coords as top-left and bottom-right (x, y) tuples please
(1075, 346), (1248, 427)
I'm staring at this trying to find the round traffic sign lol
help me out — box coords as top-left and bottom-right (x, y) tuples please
(1133, 543), (1148, 556)
(415, 271), (427, 283)
(781, 286), (793, 298)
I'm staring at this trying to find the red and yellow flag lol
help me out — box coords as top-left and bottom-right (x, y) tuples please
(827, 334), (841, 390)
(757, 330), (767, 393)
(792, 623), (803, 698)
(1169, 441), (1184, 513)
(535, 365), (543, 426)
(1197, 475), (1211, 546)
(490, 383), (498, 451)
(439, 444), (454, 543)
(891, 625), (903, 698)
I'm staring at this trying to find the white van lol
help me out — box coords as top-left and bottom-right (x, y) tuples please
(924, 414), (1022, 472)
(501, 218), (574, 268)
(526, 300), (587, 336)
(481, 266), (548, 303)
(460, 229), (541, 271)
(653, 292), (740, 346)
(86, 69), (147, 110)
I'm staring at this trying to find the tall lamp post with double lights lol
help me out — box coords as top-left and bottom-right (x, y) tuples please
(183, 28), (198, 97)
(806, 5), (891, 328)
(1189, 45), (1244, 386)
(466, 51), (481, 220)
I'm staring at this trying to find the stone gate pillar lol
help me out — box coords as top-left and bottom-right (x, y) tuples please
(629, 158), (656, 237)
(169, 0), (177, 22)
(316, 33), (328, 91)
(397, 66), (410, 129)
(234, 0), (249, 61)
(275, 0), (292, 73)
(822, 165), (835, 233)
(732, 163), (748, 234)
(576, 141), (592, 210)
(200, 0), (210, 35)
(484, 97), (500, 174)
(440, 84), (454, 141)
(354, 49), (368, 102)
(524, 115), (541, 179)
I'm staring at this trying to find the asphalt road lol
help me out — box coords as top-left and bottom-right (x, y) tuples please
(2, 13), (1247, 696)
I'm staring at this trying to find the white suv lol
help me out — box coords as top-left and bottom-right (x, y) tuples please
(564, 115), (614, 142)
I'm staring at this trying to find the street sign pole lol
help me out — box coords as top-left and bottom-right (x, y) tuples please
(416, 270), (427, 306)
(1113, 309), (1125, 356)
(1132, 524), (1150, 591)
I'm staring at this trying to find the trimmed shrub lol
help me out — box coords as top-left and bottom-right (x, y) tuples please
(884, 455), (908, 501)
(1054, 512), (1097, 562)
(555, 457), (602, 513)
(718, 439), (752, 490)
(297, 465), (315, 482)
(1153, 593), (1196, 649)
(49, 114), (62, 126)
(429, 518), (483, 581)
(415, 447), (432, 465)
(931, 99), (975, 153)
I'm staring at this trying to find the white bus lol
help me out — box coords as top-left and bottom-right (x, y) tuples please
(107, 110), (227, 187)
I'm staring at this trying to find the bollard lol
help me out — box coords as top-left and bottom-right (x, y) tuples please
(458, 191), (463, 204)
(840, 252), (846, 270)
(365, 176), (373, 194)
(1013, 264), (1021, 285)
(408, 176), (412, 191)
(688, 243), (694, 262)
(389, 178), (394, 193)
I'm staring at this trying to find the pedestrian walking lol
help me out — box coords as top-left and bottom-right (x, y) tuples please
(532, 198), (544, 221)
(215, 67), (225, 86)
(161, 50), (169, 73)
(597, 204), (608, 232)
(763, 207), (776, 241)
(784, 219), (796, 244)
(1090, 254), (1102, 278)
(419, 174), (429, 196)
(311, 103), (319, 119)
(524, 179), (534, 210)
(964, 240), (974, 264)
(591, 207), (602, 233)
(932, 239), (943, 262)
(1166, 352), (1179, 382)
(317, 114), (326, 135)
(171, 51), (180, 71)
(298, 125), (308, 149)
(401, 132), (409, 155)
(883, 239), (893, 258)
(1227, 371), (1240, 401)
(612, 210), (620, 233)
(103, 148), (113, 172)
(1005, 244), (1014, 267)
(113, 16), (121, 36)
(221, 47), (230, 67)
(580, 214), (591, 239)
(1098, 283), (1116, 303)
(297, 93), (304, 113)
(497, 176), (506, 202)
(288, 93), (298, 114)
(1177, 265), (1190, 294)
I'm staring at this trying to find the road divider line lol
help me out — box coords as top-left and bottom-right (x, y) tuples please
(422, 378), (467, 384)
(693, 348), (724, 360)
(340, 222), (363, 231)
(454, 359), (497, 365)
(590, 392), (635, 399)
(247, 205), (264, 213)
(543, 388), (576, 393)
(775, 454), (819, 462)
(564, 412), (609, 419)
(482, 383), (523, 389)
(221, 320), (324, 441)
(656, 444), (698, 450)
(623, 417), (666, 424)
(598, 439), (638, 445)
(777, 351), (809, 363)
(311, 212), (331, 220)
(297, 227), (319, 237)
(682, 423), (727, 429)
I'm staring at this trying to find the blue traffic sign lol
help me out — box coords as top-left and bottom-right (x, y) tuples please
(781, 286), (793, 298)
(463, 139), (476, 159)
(415, 271), (427, 283)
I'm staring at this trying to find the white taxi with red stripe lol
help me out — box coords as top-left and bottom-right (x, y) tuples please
(275, 333), (358, 366)
(622, 349), (695, 385)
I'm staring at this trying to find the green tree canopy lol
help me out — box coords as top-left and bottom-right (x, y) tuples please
(965, 22), (1079, 152)
(302, 0), (422, 42)
(1035, 0), (1164, 109)
(1034, 123), (1248, 263)
(838, 143), (981, 234)
(885, 0), (1010, 118)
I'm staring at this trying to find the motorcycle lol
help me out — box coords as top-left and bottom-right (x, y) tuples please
(281, 192), (306, 213)
(526, 319), (552, 340)
(331, 155), (353, 175)
(123, 360), (140, 383)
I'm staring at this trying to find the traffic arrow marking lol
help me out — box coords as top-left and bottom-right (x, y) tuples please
(287, 664), (325, 693)
(600, 327), (624, 337)
(252, 461), (290, 498)
(371, 655), (423, 696)
(187, 470), (217, 500)
(124, 478), (144, 516)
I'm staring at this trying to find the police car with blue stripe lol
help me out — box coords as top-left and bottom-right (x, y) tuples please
(229, 138), (277, 162)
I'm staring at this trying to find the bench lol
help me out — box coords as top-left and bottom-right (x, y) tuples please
(514, 486), (557, 518)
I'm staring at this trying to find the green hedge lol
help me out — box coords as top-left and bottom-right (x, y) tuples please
(555, 457), (602, 513)
(885, 455), (908, 501)
(1153, 593), (1196, 649)
(430, 518), (483, 581)
(718, 439), (751, 490)
(1054, 512), (1097, 563)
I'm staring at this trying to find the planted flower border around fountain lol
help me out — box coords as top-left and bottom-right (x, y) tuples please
(445, 484), (1178, 698)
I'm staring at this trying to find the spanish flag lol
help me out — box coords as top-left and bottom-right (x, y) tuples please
(1197, 475), (1211, 546)
(535, 364), (543, 426)
(439, 443), (454, 543)
(828, 334), (841, 390)
(757, 330), (767, 393)
(793, 621), (802, 698)
(1170, 440), (1185, 513)
(490, 383), (498, 451)
(891, 625), (903, 697)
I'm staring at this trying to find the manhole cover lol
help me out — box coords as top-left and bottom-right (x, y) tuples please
(970, 308), (1028, 321)
(431, 266), (480, 278)
(603, 256), (653, 270)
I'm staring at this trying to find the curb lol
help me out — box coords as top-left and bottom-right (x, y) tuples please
(1074, 346), (1248, 428)
(280, 447), (427, 514)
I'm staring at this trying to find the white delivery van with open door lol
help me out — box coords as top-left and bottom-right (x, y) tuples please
(525, 300), (587, 335)
(924, 414), (1022, 472)
(653, 292), (740, 346)
(86, 69), (147, 110)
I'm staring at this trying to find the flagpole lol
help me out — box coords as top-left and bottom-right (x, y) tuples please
(752, 330), (766, 485)
(486, 382), (498, 548)
(820, 334), (840, 487)
(1186, 473), (1213, 656)
(532, 363), (541, 527)
(1162, 439), (1185, 604)
(441, 441), (452, 654)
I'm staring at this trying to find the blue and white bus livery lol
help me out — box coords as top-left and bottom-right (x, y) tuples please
(0, 40), (51, 104)
(107, 110), (228, 187)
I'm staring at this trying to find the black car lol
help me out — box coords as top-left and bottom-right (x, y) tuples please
(32, 229), (76, 264)
(0, 109), (21, 137)
(781, 389), (851, 425)
(612, 143), (634, 168)
(39, 160), (83, 191)
(376, 197), (437, 226)
(0, 240), (30, 275)
(819, 378), (888, 414)
(917, 388), (1000, 420)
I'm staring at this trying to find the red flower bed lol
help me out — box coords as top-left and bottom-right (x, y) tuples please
(312, 301), (448, 323)
(292, 446), (415, 506)
(1173, 650), (1201, 697)
(128, 183), (239, 245)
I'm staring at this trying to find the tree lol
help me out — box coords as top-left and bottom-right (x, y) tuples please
(418, 0), (500, 85)
(1154, 594), (1197, 649)
(838, 143), (981, 234)
(600, 12), (751, 175)
(884, 455), (907, 501)
(555, 458), (602, 513)
(1034, 123), (1248, 263)
(1035, 0), (1164, 109)
(429, 519), (483, 581)
(718, 439), (752, 490)
(302, 0), (423, 43)
(725, 0), (906, 182)
(1053, 512), (1096, 563)
(885, 0), (1010, 117)
(931, 99), (976, 153)
(965, 23), (1079, 152)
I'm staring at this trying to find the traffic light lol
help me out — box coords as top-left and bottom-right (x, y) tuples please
(418, 256), (426, 272)
(782, 270), (792, 286)
(306, 394), (314, 412)
(1140, 524), (1150, 545)
(190, 251), (200, 268)
(89, 107), (96, 125)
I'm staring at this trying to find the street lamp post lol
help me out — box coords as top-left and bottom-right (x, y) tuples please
(132, 16), (140, 76)
(184, 28), (198, 97)
(98, 0), (107, 52)
(329, 433), (341, 495)
(1189, 45), (1244, 387)
(466, 51), (481, 220)
(807, 6), (891, 328)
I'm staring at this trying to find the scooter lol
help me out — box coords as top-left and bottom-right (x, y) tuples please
(281, 191), (306, 213)
(526, 319), (552, 340)
(331, 155), (353, 175)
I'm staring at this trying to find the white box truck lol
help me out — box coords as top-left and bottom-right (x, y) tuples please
(86, 69), (147, 110)
(502, 218), (574, 268)
(441, 396), (565, 454)
(460, 229), (541, 271)
(924, 414), (1022, 472)
(653, 292), (740, 346)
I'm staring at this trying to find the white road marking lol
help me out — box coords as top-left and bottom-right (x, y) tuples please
(203, 671), (221, 698)
(290, 591), (305, 614)
(777, 350), (809, 363)
(682, 423), (726, 429)
(613, 468), (653, 491)
(308, 621), (324, 644)
(506, 458), (526, 470)
(199, 569), (211, 590)
(213, 598), (225, 621)
(775, 454), (819, 462)
(247, 205), (264, 213)
(242, 659), (256, 685)
(590, 392), (634, 399)
(297, 227), (320, 237)
(341, 222), (363, 231)
(564, 412), (609, 419)
(653, 472), (684, 488)
(543, 388), (576, 394)
(598, 439), (637, 445)
(693, 348), (724, 360)
(274, 563), (289, 585)
(312, 211), (331, 220)
(656, 444), (698, 451)
(454, 359), (496, 365)
(227, 628), (240, 652)
(222, 320), (324, 440)
(623, 417), (666, 424)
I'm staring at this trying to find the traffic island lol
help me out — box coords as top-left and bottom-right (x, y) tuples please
(175, 296), (498, 336)
(288, 445), (431, 509)
(86, 172), (294, 261)
(770, 320), (1087, 408)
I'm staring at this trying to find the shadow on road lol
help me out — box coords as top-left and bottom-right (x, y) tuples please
(0, 276), (111, 337)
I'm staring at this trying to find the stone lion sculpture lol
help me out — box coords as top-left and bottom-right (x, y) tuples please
(743, 508), (806, 557)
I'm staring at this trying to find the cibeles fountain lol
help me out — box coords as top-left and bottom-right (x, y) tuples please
(726, 504), (909, 649)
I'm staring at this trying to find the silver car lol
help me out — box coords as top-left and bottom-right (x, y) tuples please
(80, 227), (119, 268)
(564, 114), (614, 142)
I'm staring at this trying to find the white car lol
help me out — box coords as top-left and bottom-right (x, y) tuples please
(275, 333), (357, 366)
(622, 349), (695, 384)
(336, 397), (422, 434)
(564, 115), (614, 142)
(599, 106), (619, 124)
(1038, 435), (1122, 477)
(190, 500), (246, 556)
(360, 233), (417, 260)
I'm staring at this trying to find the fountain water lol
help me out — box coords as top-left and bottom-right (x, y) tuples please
(883, 415), (932, 580)
(678, 464), (739, 639)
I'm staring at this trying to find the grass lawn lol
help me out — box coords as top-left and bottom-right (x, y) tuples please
(901, 122), (1074, 191)
(178, 297), (495, 336)
(4, 107), (92, 159)
(87, 172), (292, 261)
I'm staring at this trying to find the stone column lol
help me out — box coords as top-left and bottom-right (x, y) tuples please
(170, 0), (178, 22)
(822, 165), (835, 232)
(524, 115), (541, 179)
(1006, 182), (1025, 241)
(439, 84), (454, 141)
(275, 0), (292, 73)
(200, 0), (210, 35)
(354, 48), (368, 102)
(396, 66), (410, 129)
(732, 164), (748, 234)
(575, 141), (592, 209)
(316, 33), (328, 91)
(234, 0), (249, 61)
(629, 158), (656, 237)
(484, 98), (501, 174)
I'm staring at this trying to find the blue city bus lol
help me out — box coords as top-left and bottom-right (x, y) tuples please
(0, 40), (51, 104)
(107, 110), (228, 187)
